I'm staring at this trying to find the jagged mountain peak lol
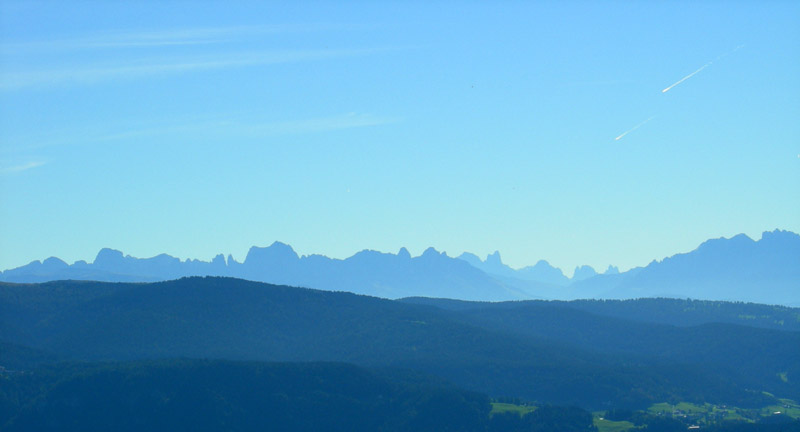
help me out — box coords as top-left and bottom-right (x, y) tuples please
(760, 229), (800, 245)
(696, 233), (755, 252)
(1, 230), (798, 304)
(42, 256), (68, 269)
(94, 248), (126, 267)
(571, 265), (598, 282)
(456, 252), (482, 265)
(244, 242), (299, 264)
(486, 251), (503, 265)
(211, 254), (226, 266)
(421, 247), (442, 258)
(604, 265), (620, 275)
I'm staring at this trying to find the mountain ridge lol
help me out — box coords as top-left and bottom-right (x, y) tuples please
(1, 229), (797, 305)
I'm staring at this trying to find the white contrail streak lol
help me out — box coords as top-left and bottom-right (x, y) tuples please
(662, 63), (710, 93)
(714, 44), (745, 62)
(615, 116), (655, 141)
(661, 45), (744, 93)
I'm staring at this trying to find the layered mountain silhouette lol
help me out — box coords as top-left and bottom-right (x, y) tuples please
(568, 230), (800, 306)
(0, 244), (528, 301)
(457, 252), (572, 286)
(450, 230), (799, 305)
(1, 229), (797, 304)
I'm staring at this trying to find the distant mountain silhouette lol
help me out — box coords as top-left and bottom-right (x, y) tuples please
(603, 265), (620, 275)
(519, 260), (574, 285)
(569, 229), (800, 306)
(0, 243), (529, 301)
(1, 230), (797, 304)
(457, 252), (571, 286)
(456, 252), (632, 286)
(571, 265), (598, 282)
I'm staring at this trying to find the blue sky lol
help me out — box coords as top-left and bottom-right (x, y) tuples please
(1, 1), (798, 275)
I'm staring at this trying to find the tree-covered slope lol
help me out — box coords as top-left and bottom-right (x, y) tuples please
(560, 298), (800, 331)
(0, 360), (492, 432)
(399, 297), (800, 332)
(2, 277), (797, 409)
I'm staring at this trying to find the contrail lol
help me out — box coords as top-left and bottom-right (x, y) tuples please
(615, 116), (655, 141)
(661, 45), (744, 93)
(661, 63), (710, 93)
(714, 44), (745, 62)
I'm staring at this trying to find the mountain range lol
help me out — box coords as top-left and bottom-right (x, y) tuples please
(1, 229), (797, 305)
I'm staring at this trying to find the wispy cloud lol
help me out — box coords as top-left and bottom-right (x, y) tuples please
(1, 24), (359, 53)
(0, 161), (46, 175)
(94, 113), (401, 142)
(1, 113), (401, 153)
(2, 27), (242, 53)
(0, 48), (387, 91)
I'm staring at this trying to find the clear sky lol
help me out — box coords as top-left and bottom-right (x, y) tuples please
(1, 1), (798, 275)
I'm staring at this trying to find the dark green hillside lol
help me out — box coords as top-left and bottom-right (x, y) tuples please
(404, 300), (800, 402)
(2, 278), (577, 367)
(0, 280), (131, 342)
(0, 360), (492, 432)
(489, 405), (597, 432)
(1, 278), (797, 409)
(562, 298), (800, 331)
(400, 297), (800, 331)
(0, 279), (635, 407)
(0, 341), (61, 370)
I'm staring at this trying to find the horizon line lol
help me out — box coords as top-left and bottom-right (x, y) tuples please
(1, 228), (794, 277)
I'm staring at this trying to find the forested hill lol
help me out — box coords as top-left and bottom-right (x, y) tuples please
(400, 297), (800, 331)
(2, 277), (798, 410)
(3, 360), (794, 432)
(0, 360), (494, 432)
(562, 298), (800, 331)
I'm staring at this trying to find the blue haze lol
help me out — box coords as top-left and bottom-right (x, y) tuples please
(2, 230), (798, 305)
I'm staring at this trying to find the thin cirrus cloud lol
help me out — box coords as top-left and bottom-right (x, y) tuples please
(0, 47), (388, 91)
(96, 113), (402, 142)
(0, 24), (359, 53)
(0, 161), (46, 175)
(62, 26), (275, 49)
(1, 113), (401, 153)
(0, 27), (245, 53)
